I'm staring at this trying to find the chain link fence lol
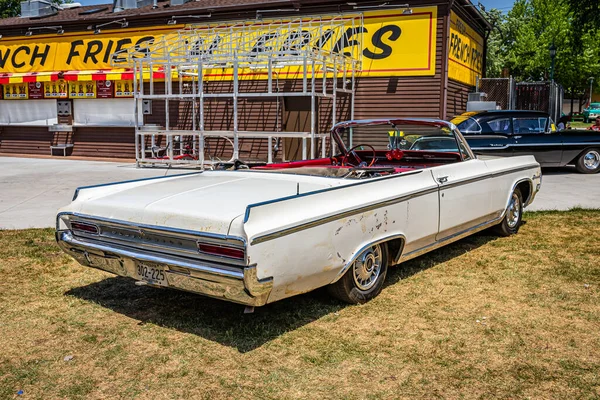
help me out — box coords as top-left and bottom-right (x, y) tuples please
(476, 78), (564, 122)
(477, 77), (516, 110)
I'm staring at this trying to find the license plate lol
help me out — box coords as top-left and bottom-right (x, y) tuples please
(134, 262), (168, 286)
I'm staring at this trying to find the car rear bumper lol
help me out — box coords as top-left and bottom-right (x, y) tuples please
(56, 230), (273, 306)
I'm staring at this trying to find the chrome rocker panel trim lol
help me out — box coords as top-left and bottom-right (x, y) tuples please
(57, 231), (273, 306)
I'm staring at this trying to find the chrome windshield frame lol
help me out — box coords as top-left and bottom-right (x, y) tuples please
(330, 118), (473, 160)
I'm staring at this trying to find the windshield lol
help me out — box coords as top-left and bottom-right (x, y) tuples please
(336, 122), (463, 153)
(590, 103), (600, 109)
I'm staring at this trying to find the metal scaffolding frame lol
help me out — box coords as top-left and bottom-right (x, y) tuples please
(114, 15), (363, 167)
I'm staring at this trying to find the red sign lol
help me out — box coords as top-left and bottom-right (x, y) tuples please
(28, 81), (44, 99)
(96, 80), (114, 98)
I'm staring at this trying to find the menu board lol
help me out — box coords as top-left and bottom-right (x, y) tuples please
(69, 81), (97, 99)
(27, 82), (44, 99)
(3, 83), (28, 99)
(96, 80), (114, 98)
(43, 80), (68, 99)
(114, 80), (133, 98)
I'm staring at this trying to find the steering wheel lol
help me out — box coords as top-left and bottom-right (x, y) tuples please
(341, 144), (377, 167)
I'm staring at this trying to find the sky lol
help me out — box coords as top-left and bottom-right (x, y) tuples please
(76, 0), (517, 11)
(478, 0), (515, 13)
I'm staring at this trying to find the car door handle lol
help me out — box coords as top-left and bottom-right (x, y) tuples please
(437, 176), (448, 184)
(513, 135), (522, 139)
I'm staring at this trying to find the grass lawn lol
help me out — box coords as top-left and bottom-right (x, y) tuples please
(569, 121), (595, 129)
(1, 210), (599, 399)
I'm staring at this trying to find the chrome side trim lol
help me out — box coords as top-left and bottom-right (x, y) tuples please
(512, 178), (535, 207)
(472, 142), (600, 152)
(471, 146), (510, 151)
(435, 211), (501, 241)
(331, 234), (406, 284)
(250, 186), (438, 245)
(399, 215), (503, 263)
(72, 171), (202, 201)
(243, 169), (424, 223)
(438, 164), (538, 191)
(399, 176), (537, 263)
(561, 142), (600, 146)
(490, 164), (540, 177)
(249, 164), (540, 246)
(440, 173), (491, 190)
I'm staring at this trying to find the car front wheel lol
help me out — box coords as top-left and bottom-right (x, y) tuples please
(328, 242), (389, 304)
(575, 149), (600, 174)
(494, 188), (523, 237)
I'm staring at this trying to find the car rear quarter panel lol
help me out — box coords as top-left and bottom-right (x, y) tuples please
(482, 155), (541, 210)
(243, 171), (439, 303)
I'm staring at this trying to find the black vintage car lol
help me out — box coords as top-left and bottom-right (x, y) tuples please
(451, 110), (600, 174)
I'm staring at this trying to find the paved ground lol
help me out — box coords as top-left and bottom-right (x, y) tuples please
(0, 157), (187, 229)
(0, 156), (598, 229)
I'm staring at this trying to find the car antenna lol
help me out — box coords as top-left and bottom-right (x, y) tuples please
(296, 182), (300, 195)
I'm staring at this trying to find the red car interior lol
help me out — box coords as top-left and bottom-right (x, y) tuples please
(252, 150), (461, 177)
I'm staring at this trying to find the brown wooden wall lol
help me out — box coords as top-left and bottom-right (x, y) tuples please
(447, 79), (474, 118)
(71, 128), (135, 159)
(0, 126), (135, 159)
(0, 2), (486, 161)
(0, 126), (54, 156)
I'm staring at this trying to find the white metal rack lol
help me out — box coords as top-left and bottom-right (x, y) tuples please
(114, 15), (363, 167)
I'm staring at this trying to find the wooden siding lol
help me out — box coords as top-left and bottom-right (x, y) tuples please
(447, 79), (474, 118)
(71, 128), (135, 159)
(0, 126), (134, 159)
(0, 2), (487, 161)
(0, 127), (54, 156)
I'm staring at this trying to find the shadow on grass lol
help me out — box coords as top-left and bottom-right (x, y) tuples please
(385, 232), (499, 287)
(65, 233), (499, 353)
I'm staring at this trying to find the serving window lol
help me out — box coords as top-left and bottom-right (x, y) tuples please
(0, 100), (58, 126)
(73, 98), (139, 127)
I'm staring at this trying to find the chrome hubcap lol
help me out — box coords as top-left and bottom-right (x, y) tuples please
(353, 244), (383, 291)
(583, 151), (600, 170)
(507, 193), (521, 228)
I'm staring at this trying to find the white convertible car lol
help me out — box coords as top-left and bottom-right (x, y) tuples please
(56, 119), (542, 307)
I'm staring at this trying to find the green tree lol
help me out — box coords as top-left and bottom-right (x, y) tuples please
(484, 0), (600, 109)
(484, 8), (505, 78)
(0, 0), (21, 18)
(0, 0), (71, 19)
(567, 0), (600, 33)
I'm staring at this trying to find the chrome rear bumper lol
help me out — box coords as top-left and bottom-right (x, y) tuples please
(57, 231), (273, 306)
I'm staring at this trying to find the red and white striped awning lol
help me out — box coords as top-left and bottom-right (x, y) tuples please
(0, 69), (167, 84)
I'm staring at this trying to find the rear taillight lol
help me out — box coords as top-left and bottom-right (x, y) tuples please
(71, 221), (99, 235)
(197, 242), (245, 260)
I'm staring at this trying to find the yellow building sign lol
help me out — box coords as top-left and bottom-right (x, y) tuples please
(448, 11), (484, 86)
(0, 7), (437, 78)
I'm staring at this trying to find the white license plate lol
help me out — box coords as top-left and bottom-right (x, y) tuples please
(134, 262), (168, 286)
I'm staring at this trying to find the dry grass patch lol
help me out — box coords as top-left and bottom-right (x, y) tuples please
(1, 210), (599, 399)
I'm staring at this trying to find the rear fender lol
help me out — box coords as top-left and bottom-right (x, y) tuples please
(330, 233), (406, 284)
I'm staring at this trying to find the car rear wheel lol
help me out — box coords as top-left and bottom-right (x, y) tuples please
(328, 242), (389, 304)
(493, 188), (523, 237)
(575, 149), (600, 174)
